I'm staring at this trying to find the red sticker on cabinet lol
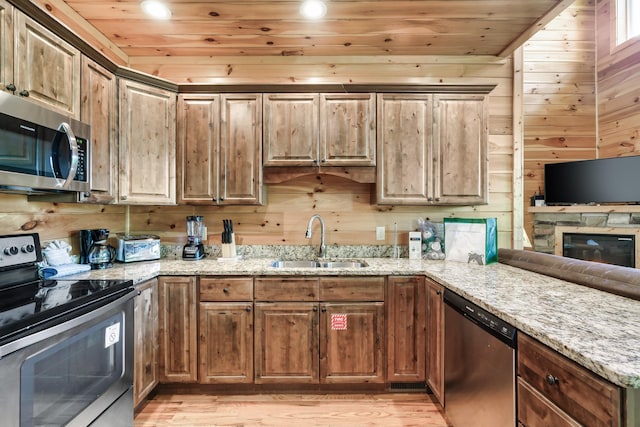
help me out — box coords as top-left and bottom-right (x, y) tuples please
(331, 314), (347, 330)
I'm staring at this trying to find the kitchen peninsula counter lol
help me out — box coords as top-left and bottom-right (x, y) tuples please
(71, 257), (640, 390)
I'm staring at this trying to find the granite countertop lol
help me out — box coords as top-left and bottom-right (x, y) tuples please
(69, 257), (640, 389)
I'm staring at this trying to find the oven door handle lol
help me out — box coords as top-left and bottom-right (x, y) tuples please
(0, 288), (136, 359)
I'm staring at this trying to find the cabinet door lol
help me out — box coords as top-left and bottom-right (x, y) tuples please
(134, 278), (158, 407)
(0, 0), (12, 94)
(220, 93), (263, 204)
(254, 302), (319, 384)
(177, 94), (220, 204)
(80, 56), (117, 203)
(320, 93), (376, 166)
(320, 302), (385, 384)
(199, 302), (253, 384)
(426, 278), (445, 403)
(387, 276), (426, 383)
(433, 94), (488, 204)
(158, 276), (198, 383)
(263, 93), (318, 166)
(376, 93), (433, 204)
(14, 13), (80, 118)
(119, 79), (176, 205)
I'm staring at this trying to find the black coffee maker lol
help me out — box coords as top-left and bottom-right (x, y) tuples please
(79, 229), (116, 269)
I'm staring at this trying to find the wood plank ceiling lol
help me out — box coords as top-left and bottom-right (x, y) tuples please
(51, 0), (572, 59)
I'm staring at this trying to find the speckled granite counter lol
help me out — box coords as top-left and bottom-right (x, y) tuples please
(67, 257), (640, 389)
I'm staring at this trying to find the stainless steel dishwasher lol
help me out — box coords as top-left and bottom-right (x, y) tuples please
(443, 289), (517, 427)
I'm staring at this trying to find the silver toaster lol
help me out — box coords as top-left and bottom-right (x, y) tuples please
(116, 235), (161, 263)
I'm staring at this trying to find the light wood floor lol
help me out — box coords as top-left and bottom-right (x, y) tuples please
(135, 392), (451, 426)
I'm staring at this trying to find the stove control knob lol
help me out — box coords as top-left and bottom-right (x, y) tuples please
(4, 246), (19, 255)
(21, 244), (35, 253)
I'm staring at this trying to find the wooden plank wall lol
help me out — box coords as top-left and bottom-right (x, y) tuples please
(522, 0), (597, 239)
(0, 55), (514, 251)
(596, 0), (640, 157)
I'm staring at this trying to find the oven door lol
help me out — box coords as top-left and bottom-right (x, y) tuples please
(0, 290), (134, 427)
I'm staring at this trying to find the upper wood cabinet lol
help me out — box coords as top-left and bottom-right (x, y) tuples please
(263, 93), (318, 166)
(377, 93), (488, 205)
(320, 93), (376, 166)
(178, 94), (263, 205)
(263, 93), (375, 167)
(12, 11), (80, 118)
(433, 94), (488, 205)
(118, 79), (176, 205)
(80, 56), (117, 203)
(0, 0), (12, 95)
(377, 93), (433, 204)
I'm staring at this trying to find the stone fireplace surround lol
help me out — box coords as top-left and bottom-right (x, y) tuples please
(531, 206), (640, 267)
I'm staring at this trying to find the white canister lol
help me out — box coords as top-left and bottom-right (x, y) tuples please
(409, 231), (422, 260)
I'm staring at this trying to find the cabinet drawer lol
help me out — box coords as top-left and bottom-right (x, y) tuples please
(518, 379), (580, 427)
(319, 277), (385, 301)
(255, 277), (319, 301)
(200, 277), (253, 301)
(517, 333), (620, 427)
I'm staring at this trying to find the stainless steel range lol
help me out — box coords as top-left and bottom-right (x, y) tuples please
(0, 233), (136, 427)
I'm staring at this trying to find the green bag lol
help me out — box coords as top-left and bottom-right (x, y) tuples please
(443, 218), (498, 265)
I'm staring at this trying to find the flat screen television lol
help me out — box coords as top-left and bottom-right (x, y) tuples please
(544, 156), (640, 205)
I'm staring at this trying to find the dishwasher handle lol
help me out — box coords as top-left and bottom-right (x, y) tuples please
(444, 289), (517, 348)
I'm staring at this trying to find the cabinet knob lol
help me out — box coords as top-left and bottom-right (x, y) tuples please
(436, 290), (442, 296)
(223, 287), (229, 293)
(313, 159), (318, 165)
(313, 306), (318, 312)
(427, 197), (433, 201)
(321, 306), (326, 312)
(245, 306), (251, 312)
(212, 197), (217, 202)
(5, 83), (15, 92)
(320, 158), (326, 163)
(545, 374), (559, 386)
(19, 89), (29, 97)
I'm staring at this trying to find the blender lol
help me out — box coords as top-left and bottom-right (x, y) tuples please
(182, 216), (206, 260)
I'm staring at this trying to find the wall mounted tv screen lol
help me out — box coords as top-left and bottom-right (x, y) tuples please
(544, 156), (640, 205)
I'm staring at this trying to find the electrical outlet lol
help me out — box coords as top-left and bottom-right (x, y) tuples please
(376, 226), (385, 240)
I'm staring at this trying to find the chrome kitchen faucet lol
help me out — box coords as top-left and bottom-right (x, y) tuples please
(305, 214), (326, 258)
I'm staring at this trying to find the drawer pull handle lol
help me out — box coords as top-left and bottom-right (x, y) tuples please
(545, 374), (559, 386)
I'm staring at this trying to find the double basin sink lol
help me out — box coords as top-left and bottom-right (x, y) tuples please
(271, 260), (368, 269)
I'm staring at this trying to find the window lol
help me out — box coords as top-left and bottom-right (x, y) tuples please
(616, 0), (640, 45)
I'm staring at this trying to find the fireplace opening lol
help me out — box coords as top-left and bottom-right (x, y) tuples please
(562, 232), (635, 268)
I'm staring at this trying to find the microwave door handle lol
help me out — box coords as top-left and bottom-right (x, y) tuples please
(54, 122), (79, 189)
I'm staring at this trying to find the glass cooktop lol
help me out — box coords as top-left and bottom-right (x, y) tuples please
(0, 278), (134, 345)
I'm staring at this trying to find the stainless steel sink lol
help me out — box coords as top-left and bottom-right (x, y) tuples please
(270, 260), (368, 269)
(318, 261), (368, 268)
(271, 260), (320, 268)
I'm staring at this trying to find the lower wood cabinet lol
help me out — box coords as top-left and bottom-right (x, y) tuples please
(133, 278), (158, 407)
(199, 277), (254, 384)
(321, 302), (385, 384)
(517, 332), (621, 427)
(158, 276), (198, 383)
(425, 278), (444, 403)
(255, 302), (319, 384)
(386, 276), (426, 383)
(253, 276), (385, 385)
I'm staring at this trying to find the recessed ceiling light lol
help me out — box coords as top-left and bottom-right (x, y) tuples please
(141, 0), (172, 20)
(300, 0), (327, 20)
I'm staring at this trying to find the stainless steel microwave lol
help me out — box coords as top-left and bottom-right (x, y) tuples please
(0, 91), (91, 195)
